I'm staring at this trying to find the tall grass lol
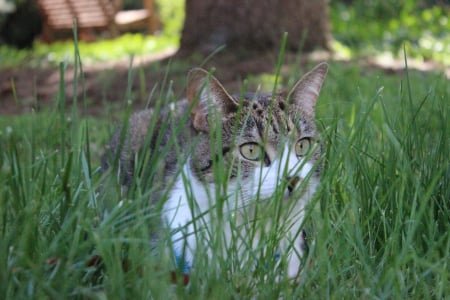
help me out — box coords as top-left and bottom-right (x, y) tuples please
(0, 48), (448, 298)
(312, 60), (449, 298)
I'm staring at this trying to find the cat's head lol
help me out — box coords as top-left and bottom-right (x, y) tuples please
(186, 63), (328, 205)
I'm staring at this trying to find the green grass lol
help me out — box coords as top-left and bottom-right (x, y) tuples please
(1, 50), (449, 298)
(330, 0), (449, 65)
(0, 32), (178, 69)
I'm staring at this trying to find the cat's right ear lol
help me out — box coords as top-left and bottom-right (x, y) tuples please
(287, 62), (328, 119)
(187, 68), (238, 132)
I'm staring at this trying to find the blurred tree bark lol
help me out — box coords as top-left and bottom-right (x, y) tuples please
(178, 0), (331, 55)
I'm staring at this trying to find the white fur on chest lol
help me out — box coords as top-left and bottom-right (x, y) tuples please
(162, 162), (213, 267)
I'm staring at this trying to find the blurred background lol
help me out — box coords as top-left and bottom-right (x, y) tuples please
(0, 0), (448, 114)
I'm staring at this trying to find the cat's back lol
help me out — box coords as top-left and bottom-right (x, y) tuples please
(102, 99), (192, 185)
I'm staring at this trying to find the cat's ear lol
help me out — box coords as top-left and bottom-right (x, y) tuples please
(287, 62), (328, 117)
(187, 68), (238, 132)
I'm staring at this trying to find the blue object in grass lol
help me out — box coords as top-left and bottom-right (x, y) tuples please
(174, 250), (191, 274)
(174, 249), (281, 275)
(172, 229), (306, 275)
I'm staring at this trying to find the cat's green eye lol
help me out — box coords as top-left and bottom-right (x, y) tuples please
(295, 137), (312, 157)
(240, 143), (264, 161)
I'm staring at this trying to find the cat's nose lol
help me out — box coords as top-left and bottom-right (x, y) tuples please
(287, 176), (301, 194)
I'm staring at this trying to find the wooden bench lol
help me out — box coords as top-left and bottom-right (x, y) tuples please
(37, 0), (159, 41)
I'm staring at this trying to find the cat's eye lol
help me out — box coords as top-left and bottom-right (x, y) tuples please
(240, 143), (264, 161)
(295, 137), (312, 157)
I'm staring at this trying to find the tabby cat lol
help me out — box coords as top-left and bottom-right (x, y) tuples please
(104, 62), (328, 279)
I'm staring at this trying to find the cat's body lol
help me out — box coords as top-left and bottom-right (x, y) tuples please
(104, 63), (328, 279)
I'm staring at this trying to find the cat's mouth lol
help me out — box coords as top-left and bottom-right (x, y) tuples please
(237, 175), (313, 205)
(282, 176), (311, 202)
(287, 176), (301, 194)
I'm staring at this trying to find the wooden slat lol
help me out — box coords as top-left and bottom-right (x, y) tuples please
(37, 0), (158, 40)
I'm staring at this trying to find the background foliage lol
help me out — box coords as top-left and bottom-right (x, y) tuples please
(330, 0), (449, 64)
(0, 0), (448, 68)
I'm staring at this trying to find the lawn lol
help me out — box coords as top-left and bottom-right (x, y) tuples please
(0, 53), (448, 298)
(0, 1), (449, 299)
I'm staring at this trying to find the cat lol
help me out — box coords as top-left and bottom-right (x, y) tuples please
(103, 62), (328, 280)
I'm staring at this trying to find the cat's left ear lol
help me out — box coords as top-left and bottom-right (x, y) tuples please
(187, 68), (238, 132)
(287, 62), (328, 118)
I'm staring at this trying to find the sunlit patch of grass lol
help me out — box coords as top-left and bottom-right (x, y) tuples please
(330, 1), (449, 65)
(0, 33), (178, 69)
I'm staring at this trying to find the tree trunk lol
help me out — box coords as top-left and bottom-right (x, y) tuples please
(179, 0), (331, 55)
